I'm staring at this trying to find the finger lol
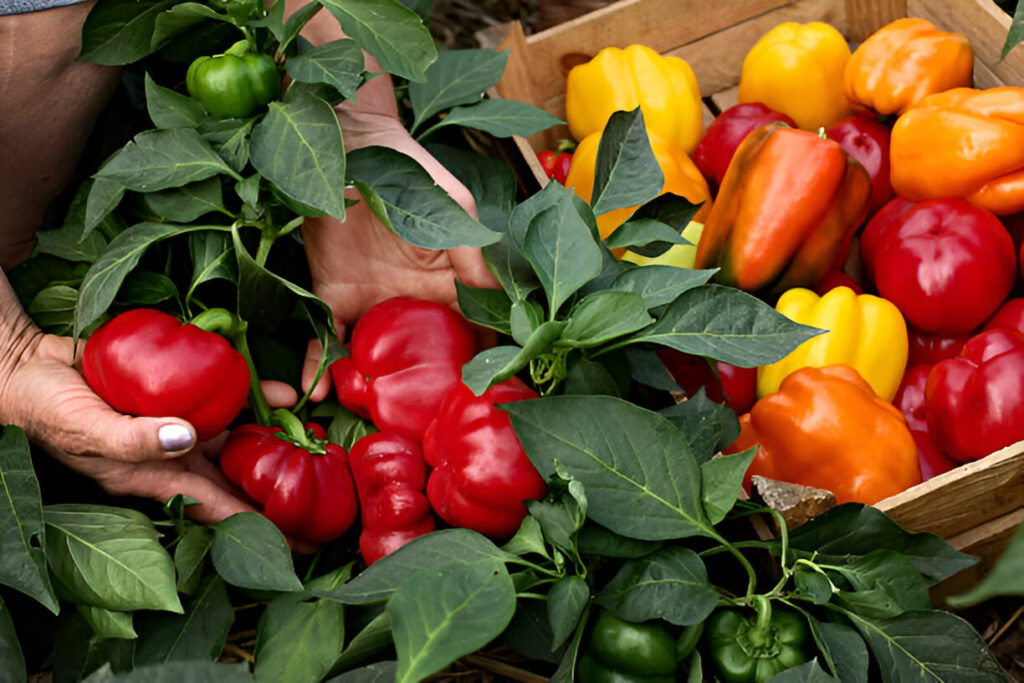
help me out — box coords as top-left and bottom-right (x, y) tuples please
(161, 471), (258, 525)
(261, 379), (299, 409)
(448, 245), (501, 290)
(65, 409), (199, 463)
(300, 338), (333, 402)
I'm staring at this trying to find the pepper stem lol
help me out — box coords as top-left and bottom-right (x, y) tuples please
(189, 307), (246, 338)
(747, 594), (775, 648)
(270, 409), (326, 454)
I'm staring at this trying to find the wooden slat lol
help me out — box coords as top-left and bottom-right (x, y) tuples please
(930, 507), (1024, 603)
(876, 440), (1024, 538)
(844, 0), (906, 42)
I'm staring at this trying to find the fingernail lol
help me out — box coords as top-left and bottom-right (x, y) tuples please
(159, 424), (195, 453)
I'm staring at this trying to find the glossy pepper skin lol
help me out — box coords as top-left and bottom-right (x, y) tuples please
(537, 149), (572, 185)
(576, 610), (678, 683)
(220, 420), (358, 544)
(893, 364), (957, 481)
(565, 44), (702, 153)
(844, 18), (973, 116)
(348, 432), (435, 565)
(82, 308), (250, 441)
(658, 349), (757, 415)
(693, 123), (871, 294)
(926, 328), (1024, 462)
(692, 103), (797, 193)
(890, 87), (1024, 216)
(859, 197), (1017, 335)
(729, 364), (921, 504)
(825, 112), (894, 215)
(422, 378), (546, 538)
(737, 22), (853, 131)
(565, 129), (711, 250)
(757, 286), (908, 401)
(186, 40), (281, 119)
(330, 297), (476, 443)
(704, 598), (810, 683)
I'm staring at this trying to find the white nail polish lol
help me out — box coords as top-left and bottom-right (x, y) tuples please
(159, 424), (194, 452)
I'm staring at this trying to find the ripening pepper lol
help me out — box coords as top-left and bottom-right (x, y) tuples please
(893, 364), (957, 481)
(704, 597), (811, 683)
(82, 308), (250, 441)
(565, 129), (711, 248)
(844, 18), (973, 116)
(423, 378), (546, 538)
(576, 610), (678, 683)
(737, 21), (854, 131)
(925, 328), (1024, 462)
(565, 44), (703, 153)
(219, 414), (358, 544)
(693, 122), (871, 294)
(692, 102), (797, 192)
(330, 297), (477, 443)
(728, 364), (921, 505)
(890, 87), (1024, 216)
(186, 39), (281, 119)
(348, 432), (435, 565)
(757, 286), (908, 401)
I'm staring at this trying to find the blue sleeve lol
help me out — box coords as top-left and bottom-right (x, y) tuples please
(1, 0), (88, 16)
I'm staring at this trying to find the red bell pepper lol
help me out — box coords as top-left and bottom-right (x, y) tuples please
(984, 298), (1024, 333)
(330, 297), (477, 443)
(825, 112), (894, 215)
(926, 328), (1024, 462)
(348, 431), (435, 565)
(82, 308), (250, 441)
(906, 327), (970, 366)
(220, 414), (358, 544)
(538, 149), (573, 185)
(423, 378), (546, 538)
(859, 197), (1017, 335)
(692, 103), (797, 192)
(814, 270), (862, 296)
(657, 349), (757, 415)
(892, 364), (957, 481)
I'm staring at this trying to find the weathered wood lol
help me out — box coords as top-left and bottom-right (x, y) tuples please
(844, 0), (906, 42)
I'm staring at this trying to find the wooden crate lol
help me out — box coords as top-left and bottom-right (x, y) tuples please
(486, 0), (1024, 597)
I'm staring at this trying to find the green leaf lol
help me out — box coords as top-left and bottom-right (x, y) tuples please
(591, 108), (663, 217)
(455, 281), (512, 335)
(321, 529), (514, 604)
(389, 560), (516, 683)
(632, 194), (703, 232)
(83, 660), (254, 682)
(526, 474), (587, 554)
(327, 661), (397, 682)
(832, 550), (933, 616)
(286, 38), (365, 100)
(211, 512), (303, 593)
(254, 566), (351, 683)
(347, 146), (500, 249)
(846, 610), (1005, 682)
(502, 515), (549, 559)
(577, 524), (663, 559)
(609, 265), (716, 310)
(461, 345), (524, 396)
(35, 223), (107, 263)
(150, 2), (228, 53)
(330, 609), (393, 673)
(786, 504), (978, 586)
(624, 347), (681, 393)
(187, 231), (237, 304)
(0, 597), (25, 683)
(510, 298), (545, 345)
(97, 128), (240, 192)
(279, 0), (323, 52)
(595, 546), (718, 626)
(174, 525), (213, 595)
(116, 270), (178, 305)
(28, 284), (78, 335)
(564, 356), (624, 397)
(604, 218), (690, 252)
(628, 284), (822, 367)
(85, 177), (127, 237)
(504, 396), (712, 541)
(659, 390), (742, 464)
(948, 519), (1024, 607)
(144, 73), (204, 129)
(811, 619), (869, 683)
(319, 0), (437, 82)
(138, 177), (225, 223)
(251, 90), (347, 220)
(75, 222), (219, 337)
(409, 49), (507, 133)
(524, 193), (604, 317)
(561, 291), (653, 348)
(199, 118), (254, 173)
(547, 576), (589, 651)
(425, 142), (517, 234)
(700, 448), (756, 524)
(44, 504), (183, 613)
(77, 604), (137, 639)
(317, 403), (377, 451)
(767, 659), (839, 682)
(134, 575), (233, 664)
(423, 99), (564, 139)
(794, 567), (834, 605)
(79, 0), (177, 65)
(1003, 0), (1024, 59)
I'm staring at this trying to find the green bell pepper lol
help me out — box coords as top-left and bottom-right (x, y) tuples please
(186, 39), (281, 119)
(704, 596), (811, 682)
(576, 610), (678, 683)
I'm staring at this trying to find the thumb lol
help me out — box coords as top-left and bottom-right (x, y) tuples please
(69, 408), (198, 463)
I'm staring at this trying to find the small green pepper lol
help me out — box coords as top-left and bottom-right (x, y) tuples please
(186, 39), (281, 119)
(576, 610), (678, 683)
(704, 596), (811, 682)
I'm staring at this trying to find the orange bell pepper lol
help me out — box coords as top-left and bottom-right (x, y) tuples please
(564, 129), (711, 247)
(844, 17), (973, 116)
(693, 122), (871, 294)
(727, 364), (921, 505)
(890, 87), (1024, 216)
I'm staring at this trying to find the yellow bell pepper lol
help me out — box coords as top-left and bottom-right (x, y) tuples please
(738, 21), (854, 131)
(621, 221), (704, 269)
(564, 130), (711, 248)
(565, 44), (703, 153)
(757, 286), (908, 401)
